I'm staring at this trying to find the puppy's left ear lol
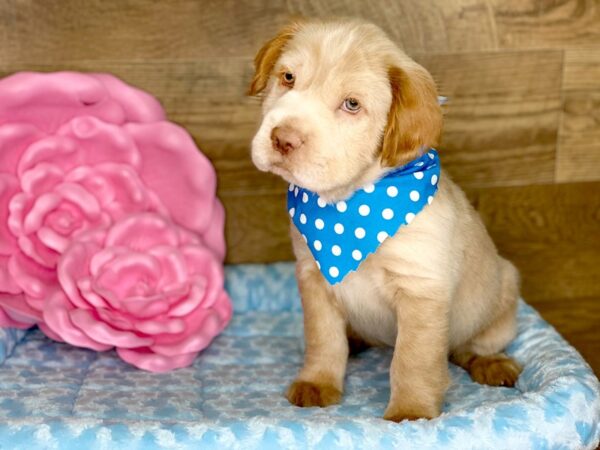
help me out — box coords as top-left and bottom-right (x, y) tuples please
(380, 64), (443, 167)
(248, 21), (303, 96)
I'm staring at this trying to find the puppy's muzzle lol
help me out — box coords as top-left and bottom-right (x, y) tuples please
(271, 126), (304, 155)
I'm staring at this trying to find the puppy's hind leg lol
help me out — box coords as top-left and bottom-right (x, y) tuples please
(451, 260), (522, 387)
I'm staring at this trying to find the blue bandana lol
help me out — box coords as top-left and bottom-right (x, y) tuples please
(287, 149), (441, 284)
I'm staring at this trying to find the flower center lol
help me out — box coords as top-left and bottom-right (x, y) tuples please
(46, 206), (82, 235)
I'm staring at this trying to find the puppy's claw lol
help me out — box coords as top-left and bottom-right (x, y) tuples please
(383, 404), (438, 422)
(286, 380), (342, 407)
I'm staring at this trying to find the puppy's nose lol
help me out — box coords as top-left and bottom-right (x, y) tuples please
(271, 126), (303, 155)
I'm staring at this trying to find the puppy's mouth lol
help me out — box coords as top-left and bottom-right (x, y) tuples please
(269, 162), (302, 187)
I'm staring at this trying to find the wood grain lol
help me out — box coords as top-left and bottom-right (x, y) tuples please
(417, 50), (562, 188)
(563, 49), (600, 91)
(476, 181), (600, 303)
(0, 0), (499, 63)
(557, 49), (600, 183)
(221, 192), (291, 263)
(557, 91), (600, 182)
(491, 0), (600, 50)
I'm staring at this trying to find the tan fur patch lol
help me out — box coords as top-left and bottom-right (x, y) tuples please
(452, 351), (522, 387)
(381, 66), (443, 167)
(286, 380), (342, 407)
(247, 21), (304, 96)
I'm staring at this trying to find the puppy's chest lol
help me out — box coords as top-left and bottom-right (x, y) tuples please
(332, 264), (397, 346)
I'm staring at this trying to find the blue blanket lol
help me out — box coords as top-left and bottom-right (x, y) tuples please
(0, 262), (598, 449)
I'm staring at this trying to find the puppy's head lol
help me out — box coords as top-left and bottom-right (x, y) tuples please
(249, 19), (442, 201)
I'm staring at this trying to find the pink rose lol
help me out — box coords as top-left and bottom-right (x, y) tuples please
(0, 72), (225, 329)
(44, 213), (232, 372)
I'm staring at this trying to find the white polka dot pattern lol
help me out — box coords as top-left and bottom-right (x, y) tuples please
(288, 149), (441, 284)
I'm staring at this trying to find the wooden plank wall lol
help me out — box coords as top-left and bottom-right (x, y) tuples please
(0, 0), (598, 373)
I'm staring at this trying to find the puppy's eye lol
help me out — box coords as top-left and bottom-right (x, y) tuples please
(281, 71), (295, 88)
(341, 98), (361, 113)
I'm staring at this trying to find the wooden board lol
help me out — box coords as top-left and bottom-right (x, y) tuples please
(491, 0), (600, 50)
(476, 181), (600, 303)
(557, 49), (600, 183)
(0, 0), (500, 62)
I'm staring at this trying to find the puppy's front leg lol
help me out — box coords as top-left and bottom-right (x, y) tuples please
(384, 290), (450, 421)
(287, 264), (348, 407)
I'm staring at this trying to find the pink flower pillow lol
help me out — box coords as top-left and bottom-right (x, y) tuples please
(0, 72), (232, 372)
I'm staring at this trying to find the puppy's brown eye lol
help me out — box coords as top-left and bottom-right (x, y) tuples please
(281, 71), (295, 87)
(341, 98), (361, 113)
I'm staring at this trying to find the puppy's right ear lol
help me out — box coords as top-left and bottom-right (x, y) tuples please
(248, 21), (303, 96)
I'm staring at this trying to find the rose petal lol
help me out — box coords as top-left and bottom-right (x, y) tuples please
(117, 284), (187, 318)
(148, 245), (189, 287)
(77, 277), (110, 308)
(0, 174), (19, 255)
(16, 135), (79, 178)
(133, 317), (186, 335)
(67, 163), (154, 218)
(168, 281), (205, 317)
(150, 310), (222, 356)
(8, 251), (59, 299)
(58, 241), (100, 309)
(90, 74), (166, 124)
(0, 123), (45, 173)
(94, 251), (161, 300)
(37, 322), (65, 342)
(17, 118), (140, 178)
(20, 163), (63, 195)
(22, 192), (61, 234)
(0, 72), (128, 133)
(17, 234), (59, 268)
(89, 246), (127, 277)
(57, 116), (141, 168)
(0, 255), (21, 294)
(24, 294), (46, 314)
(203, 199), (226, 261)
(95, 307), (136, 331)
(42, 292), (111, 351)
(36, 226), (71, 253)
(117, 347), (197, 373)
(0, 304), (33, 329)
(54, 182), (101, 219)
(181, 245), (224, 309)
(0, 293), (43, 324)
(105, 213), (179, 251)
(69, 308), (153, 348)
(125, 122), (223, 240)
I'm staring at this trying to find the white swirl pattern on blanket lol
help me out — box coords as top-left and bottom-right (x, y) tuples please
(0, 262), (598, 449)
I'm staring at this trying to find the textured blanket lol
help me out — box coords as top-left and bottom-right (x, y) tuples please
(0, 262), (598, 449)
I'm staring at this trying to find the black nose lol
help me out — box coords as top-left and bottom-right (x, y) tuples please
(271, 126), (304, 155)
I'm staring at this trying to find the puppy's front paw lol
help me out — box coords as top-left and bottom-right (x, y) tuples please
(383, 402), (440, 422)
(286, 380), (342, 407)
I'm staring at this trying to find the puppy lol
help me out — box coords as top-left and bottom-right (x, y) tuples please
(249, 18), (522, 421)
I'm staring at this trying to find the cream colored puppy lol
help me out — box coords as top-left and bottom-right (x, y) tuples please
(249, 19), (521, 421)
